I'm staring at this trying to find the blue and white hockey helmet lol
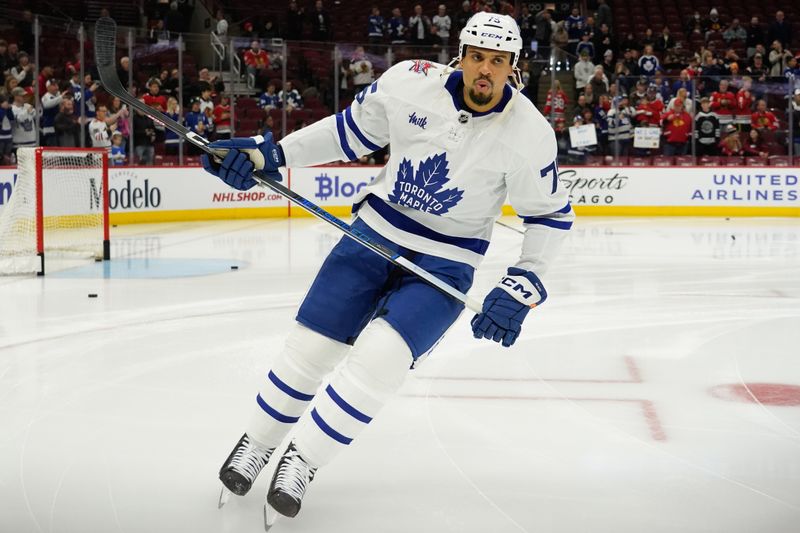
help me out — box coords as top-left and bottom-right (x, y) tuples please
(458, 12), (523, 68)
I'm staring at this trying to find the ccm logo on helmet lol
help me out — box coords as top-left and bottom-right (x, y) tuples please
(480, 32), (503, 39)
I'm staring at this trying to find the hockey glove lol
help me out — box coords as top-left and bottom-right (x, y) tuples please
(201, 132), (285, 191)
(471, 267), (547, 347)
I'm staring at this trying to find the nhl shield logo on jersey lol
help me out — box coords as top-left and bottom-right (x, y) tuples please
(387, 153), (464, 215)
(408, 60), (435, 76)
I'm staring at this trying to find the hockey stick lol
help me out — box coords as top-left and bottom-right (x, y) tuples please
(94, 18), (482, 313)
(494, 220), (525, 235)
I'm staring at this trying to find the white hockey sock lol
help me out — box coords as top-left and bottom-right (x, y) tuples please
(246, 323), (350, 449)
(292, 319), (413, 468)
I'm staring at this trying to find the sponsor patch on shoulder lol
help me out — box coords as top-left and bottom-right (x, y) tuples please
(408, 59), (436, 76)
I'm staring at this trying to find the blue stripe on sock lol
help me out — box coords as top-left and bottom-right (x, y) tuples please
(256, 393), (300, 424)
(311, 408), (352, 445)
(268, 370), (315, 401)
(326, 385), (372, 423)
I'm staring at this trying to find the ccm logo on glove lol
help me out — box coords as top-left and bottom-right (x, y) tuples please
(498, 273), (546, 307)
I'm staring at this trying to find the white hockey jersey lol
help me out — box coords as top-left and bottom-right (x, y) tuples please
(279, 60), (574, 273)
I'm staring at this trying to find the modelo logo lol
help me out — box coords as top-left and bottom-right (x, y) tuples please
(106, 171), (162, 210)
(315, 172), (371, 200)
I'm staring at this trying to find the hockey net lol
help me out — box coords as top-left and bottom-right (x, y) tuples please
(0, 147), (110, 275)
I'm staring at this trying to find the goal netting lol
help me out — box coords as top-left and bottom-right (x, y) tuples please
(0, 147), (110, 275)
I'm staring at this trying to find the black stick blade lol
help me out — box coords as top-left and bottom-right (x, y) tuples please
(94, 17), (118, 71)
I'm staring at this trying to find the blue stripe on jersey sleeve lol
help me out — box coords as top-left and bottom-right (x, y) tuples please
(344, 106), (382, 152)
(365, 195), (490, 255)
(335, 112), (357, 161)
(519, 216), (574, 230)
(557, 203), (572, 214)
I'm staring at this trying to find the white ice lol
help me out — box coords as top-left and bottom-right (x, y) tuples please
(1, 216), (799, 533)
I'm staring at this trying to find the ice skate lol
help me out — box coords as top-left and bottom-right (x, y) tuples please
(264, 442), (317, 528)
(218, 433), (274, 508)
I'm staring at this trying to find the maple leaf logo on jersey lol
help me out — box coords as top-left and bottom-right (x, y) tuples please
(408, 59), (435, 76)
(387, 153), (464, 215)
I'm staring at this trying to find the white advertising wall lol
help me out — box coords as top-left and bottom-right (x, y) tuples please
(0, 165), (798, 222)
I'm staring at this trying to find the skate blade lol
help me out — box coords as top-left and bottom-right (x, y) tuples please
(264, 503), (279, 531)
(218, 488), (231, 509)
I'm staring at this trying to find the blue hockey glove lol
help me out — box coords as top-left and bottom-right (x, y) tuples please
(471, 267), (547, 347)
(201, 132), (285, 191)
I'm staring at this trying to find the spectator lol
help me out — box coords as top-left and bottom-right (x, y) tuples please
(594, 94), (611, 154)
(367, 7), (385, 46)
(785, 55), (800, 77)
(596, 0), (612, 32)
(164, 97), (182, 155)
(388, 8), (408, 44)
(14, 10), (34, 54)
(768, 40), (792, 77)
(11, 52), (34, 88)
(10, 87), (36, 153)
(534, 8), (554, 59)
(0, 96), (13, 164)
(619, 33), (638, 55)
(54, 99), (80, 148)
(574, 51), (594, 96)
(600, 49), (615, 80)
(214, 9), (229, 47)
(5, 43), (20, 68)
(0, 40), (11, 76)
(70, 72), (99, 119)
(638, 45), (659, 77)
(746, 17), (764, 59)
(349, 47), (374, 93)
(185, 98), (210, 154)
(583, 83), (596, 107)
(196, 68), (225, 96)
(662, 98), (692, 155)
(244, 40), (270, 87)
(593, 24), (614, 60)
(710, 79), (736, 125)
(40, 79), (69, 146)
(575, 32), (595, 61)
(543, 80), (568, 132)
(751, 99), (778, 131)
(667, 88), (694, 114)
(278, 81), (303, 112)
(432, 5), (451, 47)
(551, 22), (569, 66)
(149, 20), (170, 43)
(718, 124), (742, 156)
(259, 84), (281, 111)
(636, 84), (664, 126)
(583, 16), (597, 40)
(261, 18), (280, 40)
(310, 0), (332, 42)
(735, 76), (755, 126)
(791, 89), (800, 156)
(285, 0), (305, 40)
(743, 128), (768, 158)
(162, 69), (180, 98)
(213, 94), (232, 140)
(607, 93), (634, 157)
(143, 78), (167, 113)
(565, 7), (585, 56)
(108, 97), (130, 141)
(88, 105), (116, 148)
(565, 114), (594, 163)
(37, 66), (54, 98)
(408, 4), (432, 45)
(654, 27), (674, 53)
(702, 8), (723, 40)
(589, 65), (609, 97)
(164, 2), (184, 37)
(117, 56), (130, 86)
(639, 28), (655, 49)
(110, 131), (126, 166)
(517, 5), (534, 53)
(694, 97), (720, 156)
(571, 93), (591, 118)
(767, 11), (792, 49)
(699, 51), (725, 90)
(746, 54), (768, 82)
(723, 19), (747, 43)
(132, 103), (156, 164)
(652, 70), (671, 102)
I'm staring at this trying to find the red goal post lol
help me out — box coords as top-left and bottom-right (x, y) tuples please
(0, 147), (110, 275)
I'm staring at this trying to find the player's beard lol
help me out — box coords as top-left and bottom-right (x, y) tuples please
(467, 76), (494, 107)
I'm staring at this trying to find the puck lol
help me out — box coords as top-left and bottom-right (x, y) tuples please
(88, 293), (98, 298)
(230, 265), (239, 270)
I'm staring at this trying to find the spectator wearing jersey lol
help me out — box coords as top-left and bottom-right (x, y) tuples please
(213, 94), (232, 140)
(607, 93), (634, 157)
(543, 80), (568, 133)
(0, 96), (13, 164)
(767, 11), (792, 49)
(735, 76), (755, 126)
(367, 6), (385, 45)
(784, 56), (800, 78)
(88, 105), (115, 149)
(110, 131), (126, 166)
(719, 124), (743, 156)
(750, 99), (778, 131)
(143, 78), (167, 113)
(575, 32), (595, 61)
(638, 45), (659, 78)
(71, 72), (99, 119)
(199, 86), (215, 120)
(40, 79), (69, 146)
(662, 98), (692, 155)
(710, 79), (736, 126)
(388, 7), (408, 44)
(636, 85), (664, 126)
(573, 51), (594, 96)
(259, 84), (281, 111)
(565, 7), (585, 56)
(743, 128), (769, 158)
(164, 97), (182, 155)
(723, 19), (747, 43)
(694, 97), (720, 156)
(702, 8), (723, 41)
(408, 4), (432, 45)
(278, 81), (303, 112)
(594, 94), (611, 154)
(54, 99), (80, 148)
(310, 0), (332, 41)
(349, 47), (374, 93)
(652, 70), (671, 102)
(244, 40), (270, 87)
(185, 98), (211, 155)
(432, 5), (451, 47)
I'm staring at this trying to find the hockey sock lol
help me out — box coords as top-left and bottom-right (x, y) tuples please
(292, 319), (413, 468)
(246, 323), (350, 448)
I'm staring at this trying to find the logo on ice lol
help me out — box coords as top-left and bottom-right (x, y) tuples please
(388, 153), (463, 215)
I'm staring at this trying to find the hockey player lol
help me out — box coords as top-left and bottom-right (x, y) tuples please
(202, 12), (573, 526)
